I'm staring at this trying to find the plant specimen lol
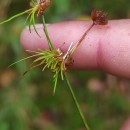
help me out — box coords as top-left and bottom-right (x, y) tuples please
(0, 0), (108, 129)
(0, 0), (51, 36)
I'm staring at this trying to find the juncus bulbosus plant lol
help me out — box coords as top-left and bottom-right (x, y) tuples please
(0, 0), (108, 129)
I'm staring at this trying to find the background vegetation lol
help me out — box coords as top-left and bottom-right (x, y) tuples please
(0, 0), (130, 130)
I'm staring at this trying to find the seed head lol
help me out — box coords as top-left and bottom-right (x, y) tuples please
(91, 9), (108, 25)
(36, 0), (51, 16)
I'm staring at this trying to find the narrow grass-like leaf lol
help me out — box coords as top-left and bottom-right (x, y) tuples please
(23, 60), (45, 76)
(32, 11), (41, 37)
(24, 12), (32, 25)
(42, 64), (48, 71)
(60, 65), (64, 80)
(29, 58), (45, 72)
(0, 8), (33, 24)
(29, 18), (32, 33)
(23, 62), (41, 76)
(52, 60), (58, 69)
(33, 56), (44, 63)
(47, 59), (54, 68)
(31, 0), (36, 5)
(53, 71), (59, 95)
(8, 53), (43, 67)
(29, 11), (34, 33)
(26, 50), (44, 56)
(27, 5), (40, 36)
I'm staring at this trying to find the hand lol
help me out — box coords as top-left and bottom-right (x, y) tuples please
(20, 19), (130, 78)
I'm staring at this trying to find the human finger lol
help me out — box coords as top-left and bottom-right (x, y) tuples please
(20, 19), (130, 78)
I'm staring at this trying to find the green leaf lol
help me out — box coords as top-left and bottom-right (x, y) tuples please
(8, 53), (43, 67)
(53, 71), (59, 95)
(0, 8), (33, 25)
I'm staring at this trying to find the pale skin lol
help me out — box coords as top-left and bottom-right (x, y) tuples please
(20, 19), (130, 79)
(21, 19), (130, 130)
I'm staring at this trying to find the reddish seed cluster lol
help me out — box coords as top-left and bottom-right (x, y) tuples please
(91, 9), (108, 25)
(36, 0), (51, 16)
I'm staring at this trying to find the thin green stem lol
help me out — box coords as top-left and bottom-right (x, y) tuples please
(42, 15), (54, 50)
(0, 8), (33, 24)
(65, 73), (90, 130)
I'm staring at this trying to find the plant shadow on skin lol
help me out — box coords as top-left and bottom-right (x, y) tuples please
(0, 1), (108, 129)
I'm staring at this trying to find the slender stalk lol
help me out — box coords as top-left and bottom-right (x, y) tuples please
(42, 15), (54, 50)
(77, 23), (94, 47)
(0, 8), (33, 24)
(70, 23), (95, 55)
(65, 73), (90, 130)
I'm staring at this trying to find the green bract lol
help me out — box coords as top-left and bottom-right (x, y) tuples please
(0, 0), (40, 36)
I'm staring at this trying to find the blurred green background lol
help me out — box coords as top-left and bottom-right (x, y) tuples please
(0, 0), (130, 130)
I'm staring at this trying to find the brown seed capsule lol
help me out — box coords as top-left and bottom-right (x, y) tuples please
(36, 0), (51, 16)
(91, 9), (108, 25)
